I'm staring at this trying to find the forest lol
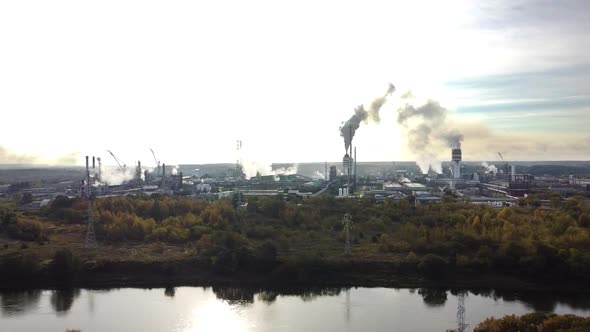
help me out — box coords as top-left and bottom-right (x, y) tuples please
(1, 192), (590, 283)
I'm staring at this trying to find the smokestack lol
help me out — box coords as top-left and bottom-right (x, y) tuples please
(162, 163), (166, 178)
(452, 148), (462, 179)
(85, 156), (90, 198)
(348, 126), (352, 188)
(97, 157), (102, 182)
(354, 146), (357, 185)
(92, 156), (95, 169)
(324, 161), (328, 182)
(340, 83), (395, 152)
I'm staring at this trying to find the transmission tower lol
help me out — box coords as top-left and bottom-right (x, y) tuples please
(342, 213), (353, 255)
(83, 155), (98, 248)
(234, 140), (243, 210)
(85, 202), (98, 248)
(457, 292), (468, 332)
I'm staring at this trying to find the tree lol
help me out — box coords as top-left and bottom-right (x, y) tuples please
(20, 193), (33, 205)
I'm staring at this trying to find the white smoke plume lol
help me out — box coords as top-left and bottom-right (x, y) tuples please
(397, 93), (464, 174)
(271, 165), (298, 175)
(340, 83), (395, 152)
(241, 161), (299, 179)
(481, 162), (498, 174)
(98, 166), (137, 185)
(313, 171), (325, 180)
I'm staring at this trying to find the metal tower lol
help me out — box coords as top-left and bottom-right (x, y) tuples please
(235, 140), (242, 178)
(83, 155), (98, 248)
(85, 202), (98, 248)
(234, 140), (243, 210)
(342, 213), (353, 255)
(457, 292), (468, 332)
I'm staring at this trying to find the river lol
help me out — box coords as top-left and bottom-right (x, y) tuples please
(1, 287), (589, 331)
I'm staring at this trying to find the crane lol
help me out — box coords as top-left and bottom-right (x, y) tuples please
(498, 152), (509, 175)
(107, 150), (126, 172)
(149, 148), (161, 177)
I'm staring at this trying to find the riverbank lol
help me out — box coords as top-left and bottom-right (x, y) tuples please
(2, 253), (588, 294)
(3, 195), (590, 295)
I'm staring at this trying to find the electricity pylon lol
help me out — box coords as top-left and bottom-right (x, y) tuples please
(85, 202), (98, 248)
(457, 292), (468, 332)
(343, 213), (353, 255)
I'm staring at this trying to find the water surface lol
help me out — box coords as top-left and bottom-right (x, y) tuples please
(1, 287), (589, 331)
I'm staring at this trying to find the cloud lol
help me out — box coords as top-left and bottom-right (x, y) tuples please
(0, 145), (37, 164)
(448, 121), (590, 161)
(54, 152), (80, 165)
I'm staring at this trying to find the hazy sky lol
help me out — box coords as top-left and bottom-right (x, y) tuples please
(1, 0), (589, 167)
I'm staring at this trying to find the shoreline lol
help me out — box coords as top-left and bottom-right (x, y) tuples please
(2, 258), (589, 293)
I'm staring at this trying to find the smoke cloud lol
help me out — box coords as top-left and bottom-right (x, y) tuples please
(313, 171), (325, 179)
(481, 162), (498, 174)
(442, 129), (464, 149)
(340, 83), (395, 152)
(241, 161), (299, 179)
(397, 96), (464, 174)
(98, 166), (138, 186)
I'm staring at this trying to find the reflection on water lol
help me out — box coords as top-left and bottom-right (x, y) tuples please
(0, 290), (41, 316)
(50, 289), (80, 315)
(0, 286), (589, 332)
(418, 288), (448, 307)
(165, 286), (176, 298)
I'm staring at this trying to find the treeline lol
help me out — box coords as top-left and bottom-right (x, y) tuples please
(16, 193), (590, 280)
(472, 313), (590, 332)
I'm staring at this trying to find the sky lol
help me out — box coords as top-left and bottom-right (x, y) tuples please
(1, 0), (589, 168)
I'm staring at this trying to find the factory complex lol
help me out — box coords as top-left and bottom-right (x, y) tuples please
(3, 141), (590, 212)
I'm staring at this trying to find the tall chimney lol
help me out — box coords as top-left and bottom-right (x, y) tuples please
(354, 146), (357, 183)
(92, 156), (95, 169)
(162, 163), (166, 178)
(97, 157), (102, 182)
(85, 156), (89, 178)
(452, 147), (462, 179)
(85, 156), (90, 198)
